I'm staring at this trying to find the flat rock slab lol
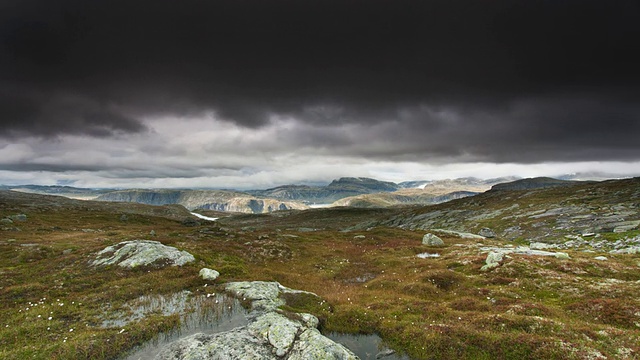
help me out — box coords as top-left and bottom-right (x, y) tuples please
(91, 240), (195, 268)
(432, 229), (485, 240)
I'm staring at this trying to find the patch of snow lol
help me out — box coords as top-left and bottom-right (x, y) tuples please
(417, 252), (440, 258)
(308, 204), (332, 208)
(190, 212), (218, 221)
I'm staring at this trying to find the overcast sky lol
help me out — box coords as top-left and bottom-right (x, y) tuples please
(1, 0), (639, 189)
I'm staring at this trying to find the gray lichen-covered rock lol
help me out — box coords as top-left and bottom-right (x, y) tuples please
(0, 218), (13, 224)
(248, 312), (301, 356)
(478, 228), (496, 238)
(199, 268), (220, 281)
(422, 233), (444, 247)
(91, 240), (195, 268)
(288, 328), (358, 360)
(156, 281), (358, 360)
(155, 328), (274, 360)
(481, 251), (505, 271)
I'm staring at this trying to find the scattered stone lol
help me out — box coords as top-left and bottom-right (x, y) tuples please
(481, 251), (504, 271)
(610, 246), (640, 254)
(62, 249), (73, 255)
(149, 230), (156, 236)
(181, 217), (201, 227)
(353, 235), (366, 239)
(0, 218), (13, 224)
(481, 246), (572, 259)
(91, 240), (195, 268)
(199, 268), (220, 281)
(594, 256), (608, 261)
(9, 214), (27, 222)
(119, 214), (128, 222)
(422, 233), (445, 247)
(478, 228), (497, 238)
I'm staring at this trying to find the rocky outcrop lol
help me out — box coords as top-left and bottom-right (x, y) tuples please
(91, 240), (195, 268)
(156, 281), (358, 360)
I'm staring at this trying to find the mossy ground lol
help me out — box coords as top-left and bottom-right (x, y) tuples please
(1, 194), (639, 359)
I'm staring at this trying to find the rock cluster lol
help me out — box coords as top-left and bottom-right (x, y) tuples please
(480, 246), (570, 271)
(91, 240), (195, 268)
(156, 281), (358, 360)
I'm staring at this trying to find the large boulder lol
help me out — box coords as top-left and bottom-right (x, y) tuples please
(156, 281), (358, 360)
(91, 240), (195, 268)
(422, 233), (445, 247)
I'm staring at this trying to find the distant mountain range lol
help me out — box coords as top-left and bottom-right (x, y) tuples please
(94, 189), (308, 213)
(1, 173), (629, 214)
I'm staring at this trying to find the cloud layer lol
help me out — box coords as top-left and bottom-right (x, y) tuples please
(1, 0), (639, 186)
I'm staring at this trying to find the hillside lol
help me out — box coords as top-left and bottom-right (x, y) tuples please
(490, 177), (585, 191)
(367, 177), (640, 243)
(2, 185), (111, 199)
(331, 190), (477, 208)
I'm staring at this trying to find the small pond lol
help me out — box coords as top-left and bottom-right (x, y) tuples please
(119, 293), (248, 360)
(327, 333), (412, 360)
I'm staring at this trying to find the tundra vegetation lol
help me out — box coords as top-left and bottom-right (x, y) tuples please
(1, 178), (639, 359)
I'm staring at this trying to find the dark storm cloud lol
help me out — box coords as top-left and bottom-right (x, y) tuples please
(0, 0), (639, 161)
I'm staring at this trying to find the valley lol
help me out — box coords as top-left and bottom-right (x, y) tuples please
(0, 177), (639, 359)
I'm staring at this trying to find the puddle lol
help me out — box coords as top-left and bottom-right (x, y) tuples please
(417, 252), (440, 258)
(327, 333), (412, 359)
(114, 293), (249, 360)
